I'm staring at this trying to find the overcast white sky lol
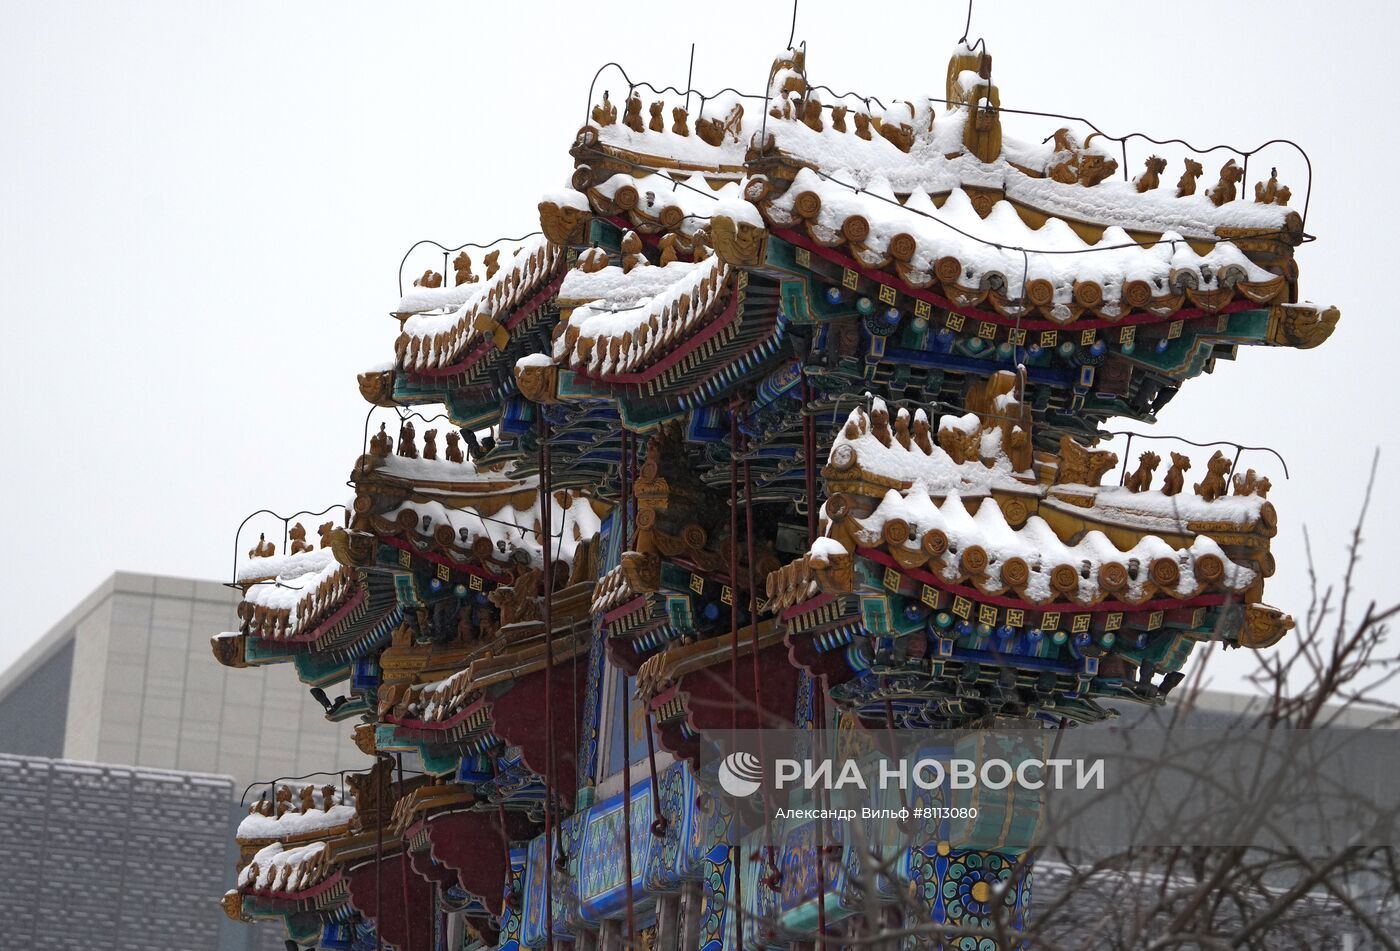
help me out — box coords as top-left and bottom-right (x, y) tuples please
(2, 0), (1396, 699)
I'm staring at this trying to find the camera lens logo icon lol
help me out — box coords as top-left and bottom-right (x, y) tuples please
(718, 751), (764, 797)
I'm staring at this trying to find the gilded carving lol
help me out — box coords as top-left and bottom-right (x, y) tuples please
(289, 522), (311, 554)
(1161, 452), (1191, 496)
(397, 421), (417, 458)
(221, 890), (248, 922)
(248, 533), (275, 559)
(357, 368), (396, 407)
(1232, 469), (1272, 498)
(623, 93), (645, 133)
(1046, 129), (1118, 187)
(1053, 435), (1117, 488)
(1238, 603), (1294, 648)
(696, 103), (743, 146)
(1206, 159), (1243, 207)
(591, 91), (616, 127)
(1124, 451), (1160, 493)
(538, 198), (590, 246)
(453, 252), (478, 286)
(1267, 303), (1340, 349)
(514, 359), (559, 404)
(710, 214), (768, 267)
(1193, 451), (1232, 502)
(1253, 167), (1291, 205)
(445, 431), (464, 464)
(1175, 158), (1203, 198)
(1133, 155), (1167, 193)
(369, 423), (392, 458)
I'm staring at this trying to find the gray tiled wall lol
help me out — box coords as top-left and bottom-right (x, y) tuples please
(0, 572), (372, 793)
(0, 573), (371, 950)
(0, 754), (233, 951)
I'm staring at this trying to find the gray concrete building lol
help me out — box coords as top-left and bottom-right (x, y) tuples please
(0, 570), (367, 789)
(0, 753), (236, 951)
(0, 571), (372, 950)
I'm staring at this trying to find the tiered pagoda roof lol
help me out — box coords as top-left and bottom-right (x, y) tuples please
(213, 39), (1337, 951)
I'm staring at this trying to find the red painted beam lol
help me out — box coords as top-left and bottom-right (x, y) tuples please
(345, 853), (434, 951)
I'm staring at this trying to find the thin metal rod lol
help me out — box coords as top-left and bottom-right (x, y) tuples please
(619, 426), (637, 948)
(728, 410), (744, 951)
(398, 753), (413, 951)
(540, 411), (557, 951)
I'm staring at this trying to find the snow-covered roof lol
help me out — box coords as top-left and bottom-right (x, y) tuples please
(395, 232), (565, 373)
(239, 840), (330, 893)
(769, 395), (1277, 612)
(238, 785), (356, 843)
(844, 488), (1253, 606)
(372, 489), (600, 572)
(571, 45), (1301, 325)
(584, 47), (1298, 241)
(550, 251), (731, 377)
(763, 169), (1283, 321)
(237, 545), (358, 643)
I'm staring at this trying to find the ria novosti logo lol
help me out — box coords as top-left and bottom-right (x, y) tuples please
(718, 751), (765, 797)
(715, 751), (1104, 797)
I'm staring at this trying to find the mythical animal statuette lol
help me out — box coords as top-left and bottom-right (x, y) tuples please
(658, 232), (683, 267)
(248, 533), (275, 559)
(937, 421), (981, 466)
(591, 91), (616, 126)
(830, 104), (848, 133)
(1193, 450), (1232, 501)
(489, 567), (543, 627)
(623, 93), (645, 133)
(620, 231), (647, 273)
(298, 785), (315, 814)
(422, 429), (438, 461)
(289, 522), (311, 554)
(484, 249), (500, 279)
(854, 111), (872, 140)
(1176, 158), (1203, 198)
(671, 106), (689, 136)
(1162, 452), (1191, 496)
(1206, 159), (1243, 207)
(453, 251), (477, 286)
(1047, 129), (1118, 187)
(413, 269), (442, 289)
(445, 431), (464, 464)
(1124, 451), (1161, 493)
(576, 246), (609, 273)
(1134, 155), (1167, 193)
(1232, 468), (1272, 498)
(696, 102), (743, 146)
(1253, 168), (1291, 206)
(1054, 435), (1118, 487)
(397, 421), (417, 459)
(318, 521), (335, 548)
(369, 422), (392, 458)
(802, 97), (824, 133)
(879, 102), (915, 153)
(648, 100), (665, 132)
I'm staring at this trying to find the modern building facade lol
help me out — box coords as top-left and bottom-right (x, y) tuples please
(0, 570), (368, 789)
(0, 571), (372, 951)
(0, 753), (236, 951)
